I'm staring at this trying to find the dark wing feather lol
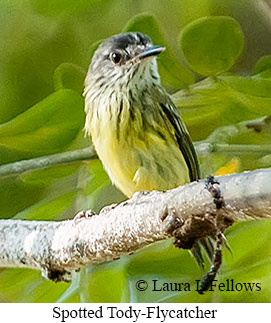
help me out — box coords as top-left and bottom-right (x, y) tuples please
(159, 96), (216, 268)
(160, 99), (200, 181)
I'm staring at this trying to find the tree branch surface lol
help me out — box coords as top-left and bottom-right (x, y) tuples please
(0, 169), (270, 281)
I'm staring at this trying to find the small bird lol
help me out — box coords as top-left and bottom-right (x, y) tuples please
(84, 32), (211, 266)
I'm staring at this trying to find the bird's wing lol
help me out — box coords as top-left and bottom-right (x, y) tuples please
(157, 93), (217, 269)
(159, 98), (200, 181)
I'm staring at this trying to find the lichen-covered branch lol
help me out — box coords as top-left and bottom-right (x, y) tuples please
(0, 169), (270, 282)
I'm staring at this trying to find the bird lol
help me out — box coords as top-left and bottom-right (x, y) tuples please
(84, 32), (212, 266)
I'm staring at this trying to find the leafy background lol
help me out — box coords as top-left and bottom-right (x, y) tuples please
(0, 0), (271, 302)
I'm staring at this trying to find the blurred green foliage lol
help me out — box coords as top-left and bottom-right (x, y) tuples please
(180, 16), (244, 75)
(0, 0), (271, 303)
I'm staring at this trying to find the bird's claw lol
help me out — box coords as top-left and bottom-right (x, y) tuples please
(74, 210), (96, 224)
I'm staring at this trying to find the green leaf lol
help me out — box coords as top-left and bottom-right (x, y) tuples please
(254, 55), (271, 74)
(86, 260), (130, 302)
(123, 13), (195, 89)
(53, 63), (86, 94)
(219, 74), (271, 98)
(180, 16), (244, 76)
(172, 74), (271, 141)
(0, 89), (85, 164)
(14, 191), (76, 220)
(31, 0), (107, 17)
(255, 69), (271, 79)
(6, 159), (111, 221)
(0, 176), (44, 219)
(0, 268), (69, 302)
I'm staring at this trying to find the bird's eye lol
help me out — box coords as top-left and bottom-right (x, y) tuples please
(110, 52), (122, 64)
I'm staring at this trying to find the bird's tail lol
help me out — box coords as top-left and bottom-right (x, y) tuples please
(190, 234), (230, 268)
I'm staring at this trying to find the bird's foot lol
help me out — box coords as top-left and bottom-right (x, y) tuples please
(73, 209), (96, 224)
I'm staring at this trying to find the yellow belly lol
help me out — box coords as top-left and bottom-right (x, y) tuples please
(91, 117), (190, 198)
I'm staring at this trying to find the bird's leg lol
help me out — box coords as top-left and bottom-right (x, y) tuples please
(100, 203), (118, 214)
(197, 231), (223, 294)
(197, 175), (233, 294)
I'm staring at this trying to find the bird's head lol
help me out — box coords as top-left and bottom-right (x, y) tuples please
(85, 32), (165, 93)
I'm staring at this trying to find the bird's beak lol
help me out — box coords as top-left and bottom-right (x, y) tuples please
(137, 45), (166, 60)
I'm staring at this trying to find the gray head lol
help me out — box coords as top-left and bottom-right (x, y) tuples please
(85, 32), (165, 93)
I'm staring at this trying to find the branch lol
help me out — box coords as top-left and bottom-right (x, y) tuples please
(197, 116), (271, 156)
(1, 117), (270, 177)
(196, 143), (271, 155)
(1, 143), (270, 178)
(0, 147), (96, 177)
(0, 169), (270, 282)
